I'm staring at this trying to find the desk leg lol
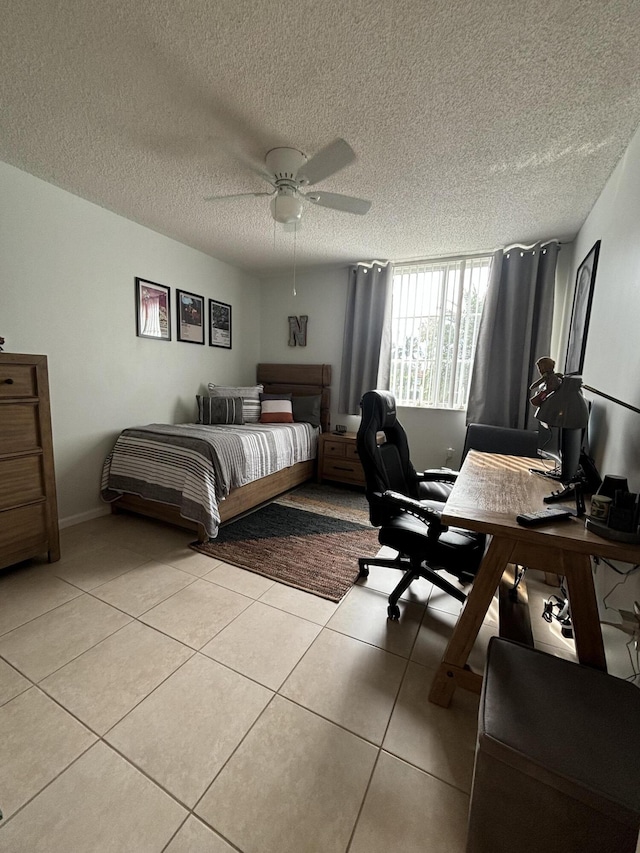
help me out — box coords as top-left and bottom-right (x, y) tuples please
(562, 551), (607, 671)
(429, 536), (516, 707)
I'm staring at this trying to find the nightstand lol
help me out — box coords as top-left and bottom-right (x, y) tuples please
(317, 432), (365, 487)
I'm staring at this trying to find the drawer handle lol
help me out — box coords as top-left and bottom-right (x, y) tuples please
(334, 465), (353, 471)
(3, 378), (14, 384)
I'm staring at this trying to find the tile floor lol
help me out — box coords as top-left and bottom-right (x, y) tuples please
(0, 511), (584, 852)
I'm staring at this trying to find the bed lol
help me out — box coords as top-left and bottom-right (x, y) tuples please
(101, 363), (332, 541)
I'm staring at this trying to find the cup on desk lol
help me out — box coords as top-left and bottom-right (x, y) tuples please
(590, 494), (612, 523)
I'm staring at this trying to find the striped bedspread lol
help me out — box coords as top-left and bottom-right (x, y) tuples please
(101, 422), (318, 538)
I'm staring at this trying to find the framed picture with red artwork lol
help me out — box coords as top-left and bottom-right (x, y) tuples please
(135, 277), (171, 341)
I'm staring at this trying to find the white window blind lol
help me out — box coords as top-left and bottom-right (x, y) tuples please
(390, 255), (492, 409)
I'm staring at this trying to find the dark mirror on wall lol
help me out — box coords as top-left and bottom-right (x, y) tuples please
(565, 241), (600, 375)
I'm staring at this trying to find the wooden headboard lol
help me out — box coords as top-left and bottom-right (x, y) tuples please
(257, 363), (332, 432)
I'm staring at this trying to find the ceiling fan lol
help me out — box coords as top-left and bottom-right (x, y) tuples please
(205, 138), (371, 225)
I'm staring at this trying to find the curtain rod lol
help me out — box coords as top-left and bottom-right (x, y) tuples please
(582, 384), (640, 416)
(393, 250), (494, 266)
(502, 238), (563, 252)
(353, 259), (389, 269)
(394, 239), (564, 268)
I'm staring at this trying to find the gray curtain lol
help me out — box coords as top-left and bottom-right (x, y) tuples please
(466, 242), (559, 429)
(338, 262), (391, 414)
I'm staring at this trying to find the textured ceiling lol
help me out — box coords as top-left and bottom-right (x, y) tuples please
(2, 0), (640, 275)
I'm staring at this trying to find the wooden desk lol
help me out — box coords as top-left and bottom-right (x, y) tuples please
(428, 450), (640, 708)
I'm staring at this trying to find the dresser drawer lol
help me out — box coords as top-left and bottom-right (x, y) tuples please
(0, 502), (48, 564)
(0, 455), (45, 510)
(0, 354), (59, 570)
(323, 440), (346, 458)
(0, 363), (37, 398)
(0, 403), (41, 454)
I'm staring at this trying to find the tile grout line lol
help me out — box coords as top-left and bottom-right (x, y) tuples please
(187, 691), (281, 830)
(1, 519), (474, 850)
(0, 734), (98, 831)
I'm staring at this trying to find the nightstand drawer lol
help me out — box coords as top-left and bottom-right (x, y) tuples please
(322, 459), (365, 484)
(318, 431), (365, 487)
(344, 443), (361, 461)
(323, 440), (346, 458)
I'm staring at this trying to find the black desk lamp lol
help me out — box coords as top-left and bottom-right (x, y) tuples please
(533, 375), (590, 515)
(534, 374), (590, 433)
(532, 376), (591, 637)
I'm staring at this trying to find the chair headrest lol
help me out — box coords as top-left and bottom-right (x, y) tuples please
(360, 390), (397, 430)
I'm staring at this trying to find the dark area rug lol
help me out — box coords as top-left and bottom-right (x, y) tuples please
(190, 486), (377, 602)
(275, 481), (370, 525)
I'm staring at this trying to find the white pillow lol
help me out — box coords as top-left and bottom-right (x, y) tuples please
(208, 384), (263, 423)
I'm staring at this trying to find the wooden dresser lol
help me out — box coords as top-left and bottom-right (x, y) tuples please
(317, 432), (365, 487)
(0, 353), (60, 570)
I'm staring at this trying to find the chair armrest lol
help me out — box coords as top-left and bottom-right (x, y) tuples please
(416, 468), (458, 484)
(381, 490), (448, 534)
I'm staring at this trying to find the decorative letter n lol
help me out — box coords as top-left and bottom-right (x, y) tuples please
(288, 315), (308, 347)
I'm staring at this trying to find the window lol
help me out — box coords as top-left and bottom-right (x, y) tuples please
(390, 255), (492, 409)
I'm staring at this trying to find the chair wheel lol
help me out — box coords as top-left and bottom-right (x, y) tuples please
(387, 604), (400, 620)
(357, 560), (369, 578)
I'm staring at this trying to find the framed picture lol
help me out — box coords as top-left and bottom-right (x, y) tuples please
(176, 289), (205, 345)
(135, 277), (171, 341)
(209, 299), (232, 349)
(565, 240), (600, 375)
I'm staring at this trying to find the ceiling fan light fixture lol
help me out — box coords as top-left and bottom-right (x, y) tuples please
(271, 191), (303, 224)
(207, 139), (369, 224)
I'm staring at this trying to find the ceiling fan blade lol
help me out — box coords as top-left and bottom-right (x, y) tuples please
(204, 191), (275, 202)
(213, 138), (275, 185)
(136, 37), (286, 185)
(304, 191), (371, 215)
(296, 138), (356, 186)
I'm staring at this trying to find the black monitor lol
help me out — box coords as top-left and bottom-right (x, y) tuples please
(558, 426), (583, 484)
(534, 424), (584, 484)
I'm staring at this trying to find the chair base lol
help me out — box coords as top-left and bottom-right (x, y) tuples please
(358, 554), (467, 620)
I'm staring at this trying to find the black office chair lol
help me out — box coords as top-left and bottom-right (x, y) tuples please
(462, 423), (539, 462)
(357, 390), (486, 619)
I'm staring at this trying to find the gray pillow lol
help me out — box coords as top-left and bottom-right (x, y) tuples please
(197, 395), (244, 425)
(208, 383), (263, 423)
(292, 395), (322, 427)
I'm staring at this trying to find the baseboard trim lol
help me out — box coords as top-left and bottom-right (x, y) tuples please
(59, 506), (111, 529)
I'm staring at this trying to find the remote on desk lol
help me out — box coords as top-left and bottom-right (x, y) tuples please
(516, 508), (573, 527)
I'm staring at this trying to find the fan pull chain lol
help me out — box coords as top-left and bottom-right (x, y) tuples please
(292, 223), (297, 296)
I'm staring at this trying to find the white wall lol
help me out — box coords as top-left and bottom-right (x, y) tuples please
(0, 161), (261, 527)
(563, 122), (640, 482)
(259, 265), (467, 469)
(258, 265), (347, 428)
(560, 121), (640, 630)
